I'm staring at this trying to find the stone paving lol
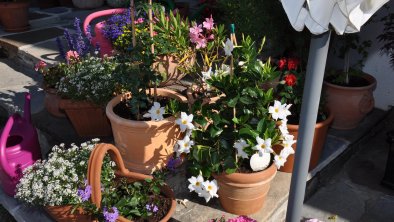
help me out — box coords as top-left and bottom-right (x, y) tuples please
(0, 5), (393, 222)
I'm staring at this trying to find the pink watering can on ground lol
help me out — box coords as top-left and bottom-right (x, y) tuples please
(0, 93), (41, 196)
(83, 8), (127, 57)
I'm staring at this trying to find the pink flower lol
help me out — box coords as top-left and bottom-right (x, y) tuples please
(195, 37), (207, 49)
(203, 16), (214, 30)
(189, 24), (203, 35)
(66, 50), (79, 61)
(34, 60), (47, 71)
(207, 34), (214, 40)
(189, 32), (200, 43)
(134, 17), (144, 24)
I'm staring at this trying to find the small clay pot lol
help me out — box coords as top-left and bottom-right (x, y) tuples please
(44, 205), (90, 222)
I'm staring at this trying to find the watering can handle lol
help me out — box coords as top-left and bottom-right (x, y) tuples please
(0, 114), (18, 178)
(24, 92), (31, 123)
(87, 143), (152, 209)
(83, 8), (128, 36)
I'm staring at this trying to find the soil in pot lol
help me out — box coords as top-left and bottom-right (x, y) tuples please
(325, 75), (370, 87)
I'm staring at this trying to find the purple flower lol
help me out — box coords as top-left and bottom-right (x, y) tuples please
(145, 204), (151, 211)
(103, 207), (119, 222)
(146, 203), (158, 213)
(102, 9), (132, 41)
(77, 184), (91, 202)
(166, 156), (182, 171)
(152, 205), (158, 213)
(227, 215), (257, 222)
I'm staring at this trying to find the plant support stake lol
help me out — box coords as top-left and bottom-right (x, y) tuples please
(286, 31), (331, 222)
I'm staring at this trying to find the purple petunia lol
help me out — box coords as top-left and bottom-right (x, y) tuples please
(77, 184), (91, 202)
(146, 203), (159, 213)
(103, 206), (119, 222)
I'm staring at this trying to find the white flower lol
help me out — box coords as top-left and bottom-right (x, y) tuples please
(200, 180), (219, 202)
(214, 64), (230, 76)
(238, 61), (246, 66)
(279, 119), (289, 136)
(202, 67), (213, 80)
(188, 175), (204, 193)
(233, 139), (249, 159)
(143, 102), (165, 121)
(176, 136), (194, 156)
(282, 136), (296, 156)
(253, 137), (273, 155)
(175, 112), (194, 132)
(274, 153), (287, 169)
(269, 100), (285, 120)
(223, 38), (234, 56)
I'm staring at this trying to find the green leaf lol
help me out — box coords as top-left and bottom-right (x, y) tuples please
(257, 118), (266, 133)
(227, 95), (239, 107)
(239, 127), (259, 138)
(239, 96), (254, 105)
(210, 126), (223, 138)
(225, 168), (237, 174)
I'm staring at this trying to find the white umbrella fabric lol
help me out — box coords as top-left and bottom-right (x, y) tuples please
(279, 0), (389, 221)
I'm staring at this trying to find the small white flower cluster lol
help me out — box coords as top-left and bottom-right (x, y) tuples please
(188, 175), (219, 202)
(174, 112), (195, 156)
(201, 64), (230, 81)
(14, 139), (114, 206)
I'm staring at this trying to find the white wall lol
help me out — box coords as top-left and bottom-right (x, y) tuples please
(327, 1), (394, 110)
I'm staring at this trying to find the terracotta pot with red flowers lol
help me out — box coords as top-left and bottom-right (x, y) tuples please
(274, 57), (333, 172)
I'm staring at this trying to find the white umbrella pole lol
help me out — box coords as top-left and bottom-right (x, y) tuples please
(286, 31), (331, 222)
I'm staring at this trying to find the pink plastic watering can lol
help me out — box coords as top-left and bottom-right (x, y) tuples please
(83, 8), (127, 57)
(0, 93), (41, 196)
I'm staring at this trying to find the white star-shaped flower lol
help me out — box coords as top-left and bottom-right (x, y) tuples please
(176, 135), (194, 156)
(279, 119), (289, 136)
(274, 152), (287, 169)
(282, 136), (296, 156)
(200, 180), (219, 202)
(175, 112), (195, 132)
(188, 175), (204, 193)
(143, 102), (165, 121)
(202, 67), (213, 80)
(253, 137), (273, 155)
(223, 38), (234, 56)
(234, 139), (249, 159)
(269, 100), (291, 121)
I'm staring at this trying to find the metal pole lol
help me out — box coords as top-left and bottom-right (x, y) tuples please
(286, 31), (331, 222)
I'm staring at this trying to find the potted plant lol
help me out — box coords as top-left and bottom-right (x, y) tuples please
(77, 143), (176, 222)
(179, 36), (294, 215)
(274, 57), (333, 172)
(113, 2), (196, 86)
(0, 0), (30, 32)
(54, 18), (121, 137)
(15, 139), (108, 221)
(324, 33), (377, 129)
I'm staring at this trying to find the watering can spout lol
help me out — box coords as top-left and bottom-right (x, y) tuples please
(24, 92), (31, 123)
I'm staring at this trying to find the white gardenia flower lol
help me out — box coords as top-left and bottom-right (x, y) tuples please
(274, 153), (287, 169)
(234, 139), (249, 159)
(202, 67), (213, 80)
(223, 38), (234, 56)
(188, 175), (204, 193)
(143, 102), (165, 121)
(175, 112), (195, 132)
(253, 137), (273, 155)
(176, 135), (194, 156)
(200, 180), (219, 202)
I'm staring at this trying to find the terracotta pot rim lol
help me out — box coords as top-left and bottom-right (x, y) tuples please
(287, 110), (334, 130)
(0, 2), (30, 8)
(323, 73), (377, 91)
(59, 99), (102, 109)
(213, 162), (277, 184)
(106, 88), (187, 128)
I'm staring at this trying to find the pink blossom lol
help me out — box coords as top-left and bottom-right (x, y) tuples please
(66, 50), (79, 61)
(189, 24), (203, 35)
(34, 60), (47, 71)
(207, 34), (215, 40)
(189, 32), (200, 43)
(195, 37), (207, 49)
(203, 16), (214, 30)
(134, 17), (144, 24)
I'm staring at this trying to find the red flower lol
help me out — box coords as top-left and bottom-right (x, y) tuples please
(287, 58), (299, 70)
(34, 60), (47, 72)
(284, 74), (297, 86)
(278, 58), (287, 70)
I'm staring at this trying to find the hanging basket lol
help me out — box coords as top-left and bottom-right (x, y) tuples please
(87, 143), (176, 222)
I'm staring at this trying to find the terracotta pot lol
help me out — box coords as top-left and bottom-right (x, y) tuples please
(44, 88), (66, 118)
(273, 111), (334, 173)
(0, 1), (30, 32)
(153, 54), (195, 86)
(44, 205), (90, 222)
(106, 88), (187, 174)
(72, 0), (104, 9)
(59, 99), (112, 137)
(88, 143), (176, 222)
(324, 73), (377, 129)
(213, 163), (277, 215)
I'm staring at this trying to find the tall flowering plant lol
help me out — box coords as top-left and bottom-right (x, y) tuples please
(171, 36), (296, 202)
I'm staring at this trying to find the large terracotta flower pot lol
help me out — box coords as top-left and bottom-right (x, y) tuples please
(0, 1), (30, 32)
(44, 205), (90, 222)
(324, 73), (377, 130)
(106, 88), (187, 174)
(44, 88), (66, 118)
(72, 0), (104, 9)
(274, 111), (334, 173)
(213, 163), (277, 215)
(59, 99), (112, 137)
(153, 54), (195, 86)
(88, 143), (176, 222)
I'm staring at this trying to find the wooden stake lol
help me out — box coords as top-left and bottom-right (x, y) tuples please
(130, 0), (136, 47)
(149, 0), (154, 54)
